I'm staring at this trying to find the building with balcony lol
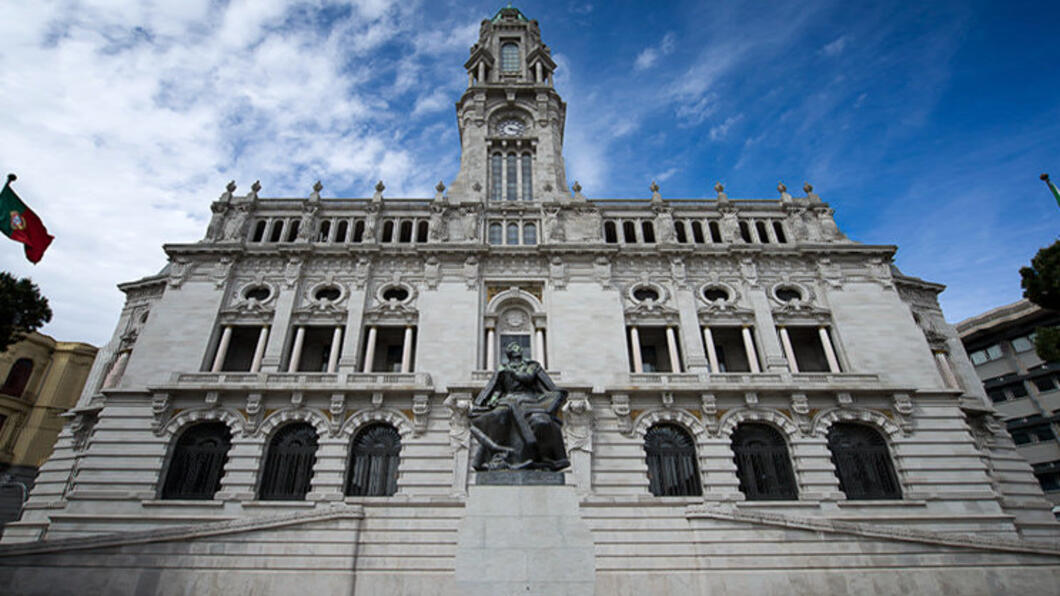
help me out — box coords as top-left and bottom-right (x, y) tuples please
(957, 299), (1060, 512)
(2, 6), (1060, 594)
(0, 332), (97, 528)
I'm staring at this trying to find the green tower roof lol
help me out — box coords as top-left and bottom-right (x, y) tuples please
(491, 3), (529, 23)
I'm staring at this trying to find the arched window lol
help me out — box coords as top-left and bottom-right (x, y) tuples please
(523, 222), (537, 245)
(641, 221), (656, 243)
(259, 422), (318, 500)
(1, 358), (34, 398)
(317, 220), (331, 242)
(269, 220), (284, 242)
(161, 422), (232, 500)
(674, 221), (688, 243)
(352, 220), (365, 242)
(708, 221), (722, 243)
(604, 221), (618, 243)
(691, 221), (705, 243)
(738, 221), (753, 243)
(827, 423), (901, 500)
(622, 221), (637, 243)
(731, 423), (797, 500)
(335, 220), (349, 243)
(773, 221), (787, 243)
(756, 221), (770, 243)
(521, 154), (533, 201)
(382, 220), (395, 243)
(644, 424), (702, 496)
(489, 222), (503, 245)
(416, 220), (428, 243)
(286, 220), (300, 242)
(506, 154), (518, 201)
(399, 220), (413, 243)
(252, 220), (267, 242)
(346, 424), (401, 496)
(507, 223), (520, 245)
(491, 154), (503, 200)
(501, 42), (520, 72)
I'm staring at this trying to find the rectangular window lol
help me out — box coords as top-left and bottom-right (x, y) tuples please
(219, 327), (262, 372)
(506, 154), (517, 201)
(627, 326), (681, 373)
(1012, 334), (1035, 353)
(521, 154), (532, 201)
(708, 327), (755, 372)
(1033, 374), (1058, 392)
(970, 344), (1004, 365)
(784, 327), (832, 372)
(365, 327), (416, 373)
(292, 326), (342, 372)
(491, 154), (502, 200)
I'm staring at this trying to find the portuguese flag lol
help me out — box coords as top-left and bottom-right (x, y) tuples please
(0, 174), (53, 263)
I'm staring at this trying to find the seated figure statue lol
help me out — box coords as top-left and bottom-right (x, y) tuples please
(470, 342), (570, 471)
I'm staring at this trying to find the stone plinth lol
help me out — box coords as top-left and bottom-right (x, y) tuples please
(455, 483), (595, 595)
(476, 469), (565, 485)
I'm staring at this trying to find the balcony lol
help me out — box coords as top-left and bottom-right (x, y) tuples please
(168, 371), (432, 390)
(622, 371), (883, 390)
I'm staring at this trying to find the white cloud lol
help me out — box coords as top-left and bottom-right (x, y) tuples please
(709, 114), (743, 141)
(634, 32), (676, 71)
(820, 35), (849, 57)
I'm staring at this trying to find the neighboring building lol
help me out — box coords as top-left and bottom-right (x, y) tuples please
(2, 6), (1060, 594)
(0, 332), (97, 527)
(958, 299), (1060, 510)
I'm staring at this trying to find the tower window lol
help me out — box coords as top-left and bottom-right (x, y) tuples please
(491, 154), (503, 200)
(252, 220), (267, 242)
(2, 358), (34, 398)
(523, 222), (537, 245)
(501, 42), (519, 72)
(604, 221), (618, 243)
(506, 154), (517, 201)
(489, 223), (503, 245)
(692, 221), (706, 243)
(521, 154), (533, 201)
(507, 223), (519, 245)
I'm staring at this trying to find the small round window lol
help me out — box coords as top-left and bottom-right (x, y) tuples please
(703, 287), (729, 302)
(315, 286), (341, 301)
(382, 287), (410, 302)
(633, 287), (660, 302)
(244, 286), (271, 301)
(776, 287), (802, 303)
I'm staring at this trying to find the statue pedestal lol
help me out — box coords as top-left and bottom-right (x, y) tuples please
(455, 481), (595, 595)
(476, 469), (565, 485)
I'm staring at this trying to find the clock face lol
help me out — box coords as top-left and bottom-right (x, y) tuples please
(498, 119), (526, 136)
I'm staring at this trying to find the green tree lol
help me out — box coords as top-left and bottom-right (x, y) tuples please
(0, 272), (52, 352)
(1020, 240), (1060, 360)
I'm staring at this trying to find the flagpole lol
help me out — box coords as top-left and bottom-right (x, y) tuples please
(1042, 173), (1060, 209)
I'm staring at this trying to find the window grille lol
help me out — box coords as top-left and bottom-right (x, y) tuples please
(644, 424), (701, 496)
(491, 154), (503, 200)
(259, 423), (318, 500)
(346, 424), (402, 496)
(506, 154), (518, 200)
(827, 423), (902, 500)
(731, 423), (797, 500)
(521, 154), (532, 200)
(161, 422), (231, 500)
(501, 42), (519, 72)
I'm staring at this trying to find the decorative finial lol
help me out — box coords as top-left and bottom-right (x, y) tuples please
(714, 182), (724, 193)
(572, 181), (582, 193)
(6, 173), (16, 183)
(251, 180), (261, 193)
(777, 182), (787, 193)
(312, 180), (323, 193)
(436, 181), (446, 192)
(472, 181), (483, 192)
(226, 180), (237, 193)
(1043, 173), (1051, 182)
(650, 181), (660, 193)
(375, 180), (385, 192)
(803, 182), (813, 193)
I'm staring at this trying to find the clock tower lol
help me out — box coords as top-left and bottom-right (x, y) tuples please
(449, 5), (568, 202)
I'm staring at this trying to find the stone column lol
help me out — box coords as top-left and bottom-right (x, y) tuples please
(288, 326), (305, 373)
(702, 327), (720, 373)
(477, 61), (485, 84)
(362, 326), (377, 373)
(741, 326), (761, 373)
(326, 326), (342, 373)
(819, 326), (841, 373)
(665, 326), (681, 373)
(535, 328), (546, 368)
(250, 326), (269, 373)
(401, 325), (414, 373)
(629, 326), (644, 373)
(485, 328), (496, 370)
(211, 326), (232, 372)
(535, 62), (543, 82)
(101, 351), (130, 389)
(779, 326), (799, 373)
(936, 351), (960, 389)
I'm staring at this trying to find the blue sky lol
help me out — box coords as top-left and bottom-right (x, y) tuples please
(1, 0), (1058, 345)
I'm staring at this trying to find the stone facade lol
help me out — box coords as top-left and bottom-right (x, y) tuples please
(3, 6), (1060, 594)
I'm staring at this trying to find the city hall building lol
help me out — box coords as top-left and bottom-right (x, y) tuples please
(2, 6), (1060, 594)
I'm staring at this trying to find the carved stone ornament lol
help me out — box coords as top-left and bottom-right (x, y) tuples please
(562, 395), (594, 453)
(412, 394), (431, 435)
(611, 394), (632, 435)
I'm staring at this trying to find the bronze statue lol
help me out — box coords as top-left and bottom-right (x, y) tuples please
(470, 342), (570, 471)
